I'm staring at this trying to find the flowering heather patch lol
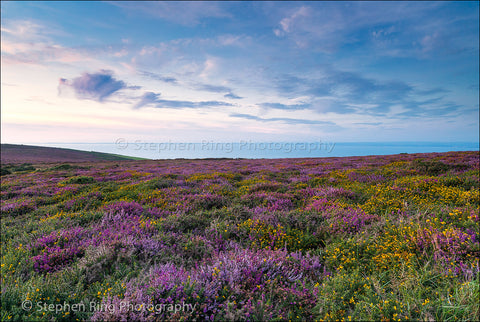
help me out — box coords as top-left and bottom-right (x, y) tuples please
(1, 197), (37, 217)
(1, 151), (479, 321)
(102, 200), (145, 216)
(92, 246), (324, 321)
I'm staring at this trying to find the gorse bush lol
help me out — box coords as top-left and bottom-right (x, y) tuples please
(1, 151), (478, 321)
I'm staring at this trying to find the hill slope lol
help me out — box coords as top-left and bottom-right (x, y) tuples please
(0, 144), (146, 164)
(0, 151), (478, 321)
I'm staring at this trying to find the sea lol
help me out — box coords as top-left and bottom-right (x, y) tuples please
(30, 141), (479, 160)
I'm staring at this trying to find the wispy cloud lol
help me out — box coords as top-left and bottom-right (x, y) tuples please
(1, 19), (119, 67)
(270, 1), (477, 58)
(274, 6), (310, 37)
(194, 82), (242, 100)
(139, 68), (243, 100)
(416, 87), (450, 96)
(354, 122), (383, 126)
(133, 91), (161, 109)
(259, 102), (310, 110)
(140, 71), (178, 84)
(1, 19), (57, 41)
(195, 83), (232, 93)
(224, 93), (242, 99)
(268, 67), (462, 117)
(230, 113), (335, 125)
(110, 2), (232, 26)
(134, 91), (233, 109)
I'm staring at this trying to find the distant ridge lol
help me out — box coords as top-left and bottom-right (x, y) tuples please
(0, 144), (146, 164)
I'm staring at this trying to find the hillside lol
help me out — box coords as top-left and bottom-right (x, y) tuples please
(1, 151), (478, 321)
(0, 144), (145, 164)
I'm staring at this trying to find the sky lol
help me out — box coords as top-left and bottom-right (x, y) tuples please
(1, 1), (479, 145)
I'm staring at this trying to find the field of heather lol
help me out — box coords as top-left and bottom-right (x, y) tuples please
(1, 151), (479, 321)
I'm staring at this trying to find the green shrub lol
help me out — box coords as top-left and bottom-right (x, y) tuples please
(1, 167), (12, 175)
(65, 176), (95, 184)
(410, 160), (466, 176)
(146, 178), (176, 189)
(51, 164), (89, 170)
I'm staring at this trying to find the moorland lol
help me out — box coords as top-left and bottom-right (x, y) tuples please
(1, 150), (478, 321)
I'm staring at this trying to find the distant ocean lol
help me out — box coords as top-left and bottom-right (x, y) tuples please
(30, 141), (479, 160)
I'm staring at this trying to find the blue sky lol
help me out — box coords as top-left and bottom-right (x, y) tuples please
(1, 1), (479, 144)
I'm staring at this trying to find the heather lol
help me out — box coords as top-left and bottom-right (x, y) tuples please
(1, 151), (479, 321)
